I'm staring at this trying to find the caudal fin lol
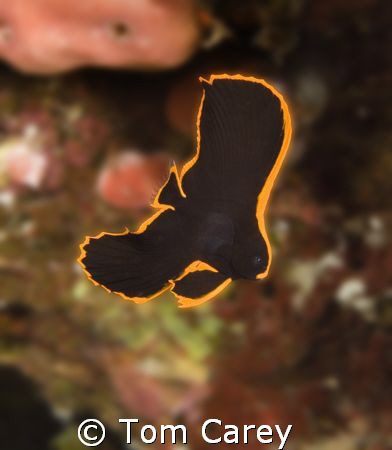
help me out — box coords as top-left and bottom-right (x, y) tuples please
(78, 210), (187, 303)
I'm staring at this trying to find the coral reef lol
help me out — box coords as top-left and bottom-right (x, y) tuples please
(0, 0), (391, 449)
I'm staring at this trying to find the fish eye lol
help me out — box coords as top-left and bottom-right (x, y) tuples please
(253, 255), (262, 266)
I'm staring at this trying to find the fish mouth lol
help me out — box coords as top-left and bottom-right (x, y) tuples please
(231, 265), (266, 281)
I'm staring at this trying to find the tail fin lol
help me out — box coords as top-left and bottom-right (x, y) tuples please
(78, 210), (186, 303)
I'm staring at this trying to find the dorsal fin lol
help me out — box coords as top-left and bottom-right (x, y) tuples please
(154, 165), (185, 209)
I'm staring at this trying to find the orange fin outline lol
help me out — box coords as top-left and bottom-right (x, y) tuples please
(78, 74), (291, 305)
(180, 74), (292, 280)
(78, 227), (174, 304)
(169, 260), (232, 308)
(151, 163), (186, 209)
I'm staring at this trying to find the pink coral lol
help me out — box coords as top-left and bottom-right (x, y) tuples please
(97, 151), (170, 210)
(0, 0), (199, 73)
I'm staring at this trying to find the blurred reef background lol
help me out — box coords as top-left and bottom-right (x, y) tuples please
(0, 0), (391, 449)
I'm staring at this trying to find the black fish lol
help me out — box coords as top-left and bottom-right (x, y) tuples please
(78, 74), (292, 307)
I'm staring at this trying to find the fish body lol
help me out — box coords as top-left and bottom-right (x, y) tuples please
(79, 74), (292, 307)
